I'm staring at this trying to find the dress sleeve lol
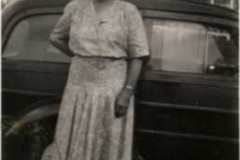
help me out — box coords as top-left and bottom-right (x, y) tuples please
(126, 4), (150, 59)
(50, 2), (76, 41)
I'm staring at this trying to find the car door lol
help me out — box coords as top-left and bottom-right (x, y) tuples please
(2, 9), (70, 96)
(134, 4), (238, 160)
(2, 6), (72, 117)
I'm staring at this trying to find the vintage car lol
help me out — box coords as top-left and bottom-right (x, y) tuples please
(2, 0), (238, 160)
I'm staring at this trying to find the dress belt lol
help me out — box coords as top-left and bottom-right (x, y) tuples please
(73, 55), (127, 70)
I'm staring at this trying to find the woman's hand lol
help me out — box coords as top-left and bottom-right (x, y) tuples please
(115, 88), (133, 118)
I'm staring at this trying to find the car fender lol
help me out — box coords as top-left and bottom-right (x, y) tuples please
(5, 102), (60, 137)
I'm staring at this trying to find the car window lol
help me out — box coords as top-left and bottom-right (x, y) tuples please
(145, 19), (234, 73)
(183, 0), (238, 11)
(3, 15), (71, 63)
(3, 14), (235, 74)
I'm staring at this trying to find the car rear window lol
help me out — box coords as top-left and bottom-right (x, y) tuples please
(3, 15), (71, 63)
(3, 14), (235, 74)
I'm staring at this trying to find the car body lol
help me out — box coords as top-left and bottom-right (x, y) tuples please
(2, 0), (239, 160)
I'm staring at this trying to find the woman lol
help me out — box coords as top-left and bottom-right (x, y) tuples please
(42, 0), (149, 160)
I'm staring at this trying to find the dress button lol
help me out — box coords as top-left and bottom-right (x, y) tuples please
(96, 60), (106, 70)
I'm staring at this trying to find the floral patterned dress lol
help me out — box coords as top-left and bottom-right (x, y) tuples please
(41, 1), (149, 160)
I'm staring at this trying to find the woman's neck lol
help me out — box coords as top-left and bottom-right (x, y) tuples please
(93, 0), (115, 13)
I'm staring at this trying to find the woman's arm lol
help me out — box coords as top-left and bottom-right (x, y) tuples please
(115, 4), (150, 118)
(115, 59), (143, 118)
(49, 35), (74, 57)
(49, 1), (76, 57)
(125, 59), (143, 91)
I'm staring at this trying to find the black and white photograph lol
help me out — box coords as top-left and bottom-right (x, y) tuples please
(2, 0), (239, 160)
